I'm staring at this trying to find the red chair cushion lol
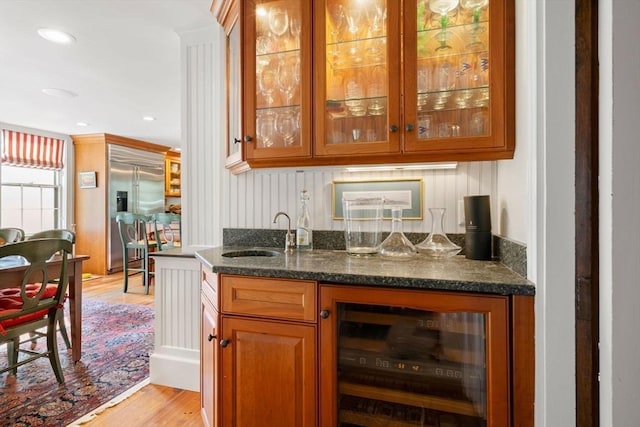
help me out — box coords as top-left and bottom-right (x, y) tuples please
(0, 283), (60, 334)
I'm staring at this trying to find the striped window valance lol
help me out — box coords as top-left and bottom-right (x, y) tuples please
(1, 129), (65, 170)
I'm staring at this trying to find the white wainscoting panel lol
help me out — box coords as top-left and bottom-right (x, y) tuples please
(223, 162), (498, 235)
(149, 255), (202, 392)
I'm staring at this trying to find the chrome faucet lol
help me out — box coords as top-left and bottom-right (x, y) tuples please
(272, 211), (295, 252)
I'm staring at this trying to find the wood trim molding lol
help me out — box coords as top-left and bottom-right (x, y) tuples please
(575, 0), (599, 424)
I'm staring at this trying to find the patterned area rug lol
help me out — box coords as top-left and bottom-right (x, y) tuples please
(0, 299), (154, 426)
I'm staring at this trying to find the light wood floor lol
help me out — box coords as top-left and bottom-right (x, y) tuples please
(80, 272), (203, 426)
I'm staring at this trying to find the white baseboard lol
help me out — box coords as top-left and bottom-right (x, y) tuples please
(150, 352), (200, 392)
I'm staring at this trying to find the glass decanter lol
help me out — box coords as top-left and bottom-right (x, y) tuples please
(379, 206), (417, 258)
(416, 207), (462, 258)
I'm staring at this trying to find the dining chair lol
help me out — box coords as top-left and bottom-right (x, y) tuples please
(25, 229), (76, 349)
(116, 213), (157, 294)
(151, 213), (182, 251)
(0, 227), (25, 245)
(0, 238), (72, 383)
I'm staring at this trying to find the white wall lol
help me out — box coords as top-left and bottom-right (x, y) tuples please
(179, 25), (226, 247)
(532, 0), (577, 425)
(600, 1), (640, 425)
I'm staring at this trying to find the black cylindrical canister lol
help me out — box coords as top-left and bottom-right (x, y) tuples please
(464, 195), (492, 260)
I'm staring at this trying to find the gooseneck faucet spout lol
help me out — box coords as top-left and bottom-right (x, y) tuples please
(272, 211), (295, 252)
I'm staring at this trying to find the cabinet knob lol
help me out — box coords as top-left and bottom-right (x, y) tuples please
(389, 125), (399, 132)
(207, 334), (216, 342)
(244, 135), (253, 142)
(233, 137), (242, 144)
(320, 310), (330, 319)
(220, 339), (230, 348)
(405, 123), (414, 132)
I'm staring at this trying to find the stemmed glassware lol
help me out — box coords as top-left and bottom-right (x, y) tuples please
(275, 109), (297, 146)
(461, 0), (488, 50)
(289, 17), (302, 49)
(429, 0), (460, 51)
(276, 58), (297, 106)
(256, 111), (276, 148)
(344, 5), (363, 63)
(257, 63), (277, 108)
(327, 3), (345, 56)
(268, 6), (289, 38)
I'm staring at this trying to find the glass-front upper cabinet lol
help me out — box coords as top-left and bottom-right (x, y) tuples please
(243, 0), (312, 164)
(314, 0), (513, 161)
(319, 285), (510, 426)
(403, 0), (513, 157)
(314, 0), (401, 158)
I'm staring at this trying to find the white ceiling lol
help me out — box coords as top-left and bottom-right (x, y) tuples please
(0, 0), (217, 149)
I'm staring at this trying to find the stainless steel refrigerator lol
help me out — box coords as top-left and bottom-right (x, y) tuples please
(107, 144), (165, 272)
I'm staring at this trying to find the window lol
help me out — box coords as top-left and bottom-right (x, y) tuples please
(1, 129), (65, 235)
(1, 166), (62, 235)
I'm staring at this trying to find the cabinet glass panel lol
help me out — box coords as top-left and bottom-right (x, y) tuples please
(324, 0), (389, 145)
(254, 0), (302, 148)
(337, 302), (487, 426)
(416, 0), (490, 141)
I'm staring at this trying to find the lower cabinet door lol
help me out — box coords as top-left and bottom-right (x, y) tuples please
(319, 284), (510, 427)
(220, 316), (317, 427)
(201, 298), (219, 427)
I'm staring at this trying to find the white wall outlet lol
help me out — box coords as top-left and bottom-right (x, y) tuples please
(457, 199), (465, 226)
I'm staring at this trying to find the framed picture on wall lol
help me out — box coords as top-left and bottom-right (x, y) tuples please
(78, 171), (97, 189)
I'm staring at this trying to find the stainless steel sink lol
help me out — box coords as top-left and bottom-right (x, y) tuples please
(221, 249), (281, 258)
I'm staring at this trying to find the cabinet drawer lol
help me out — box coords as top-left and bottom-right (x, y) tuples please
(202, 266), (219, 310)
(221, 275), (316, 322)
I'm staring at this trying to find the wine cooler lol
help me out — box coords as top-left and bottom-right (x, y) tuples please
(319, 285), (510, 427)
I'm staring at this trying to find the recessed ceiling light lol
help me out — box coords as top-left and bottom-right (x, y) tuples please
(76, 122), (89, 127)
(42, 88), (78, 98)
(37, 28), (76, 44)
(143, 116), (156, 121)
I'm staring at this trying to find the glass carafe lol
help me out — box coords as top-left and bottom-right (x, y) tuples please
(416, 207), (462, 257)
(379, 206), (417, 258)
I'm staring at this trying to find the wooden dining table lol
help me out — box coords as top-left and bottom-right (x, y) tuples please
(0, 254), (90, 362)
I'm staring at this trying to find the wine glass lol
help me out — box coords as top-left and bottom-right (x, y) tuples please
(327, 3), (346, 64)
(365, 0), (387, 37)
(429, 0), (460, 51)
(257, 64), (277, 108)
(327, 3), (346, 43)
(289, 17), (302, 49)
(268, 6), (289, 51)
(460, 0), (488, 50)
(256, 111), (276, 147)
(276, 58), (297, 106)
(275, 109), (297, 146)
(344, 6), (363, 63)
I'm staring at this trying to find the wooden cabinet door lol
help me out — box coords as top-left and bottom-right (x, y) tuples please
(201, 295), (219, 427)
(242, 0), (313, 165)
(319, 284), (510, 426)
(402, 0), (515, 160)
(220, 316), (317, 427)
(313, 0), (402, 159)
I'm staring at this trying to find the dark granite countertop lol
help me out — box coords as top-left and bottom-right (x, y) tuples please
(195, 246), (535, 296)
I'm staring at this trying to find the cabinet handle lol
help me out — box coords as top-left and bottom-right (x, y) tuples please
(389, 125), (399, 132)
(405, 123), (414, 132)
(320, 310), (330, 319)
(233, 137), (242, 144)
(244, 135), (253, 142)
(207, 334), (216, 342)
(220, 339), (230, 348)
